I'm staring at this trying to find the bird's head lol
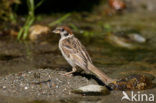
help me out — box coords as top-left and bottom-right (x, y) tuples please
(53, 26), (73, 37)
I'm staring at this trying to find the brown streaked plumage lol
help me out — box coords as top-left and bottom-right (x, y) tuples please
(61, 36), (92, 72)
(53, 26), (115, 85)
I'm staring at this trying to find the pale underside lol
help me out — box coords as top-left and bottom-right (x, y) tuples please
(59, 35), (92, 72)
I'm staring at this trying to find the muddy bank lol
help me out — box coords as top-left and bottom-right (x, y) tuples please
(0, 69), (98, 99)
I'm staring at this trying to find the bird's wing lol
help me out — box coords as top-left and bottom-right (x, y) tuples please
(61, 36), (92, 70)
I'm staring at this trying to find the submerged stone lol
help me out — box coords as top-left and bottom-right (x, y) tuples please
(106, 32), (146, 49)
(72, 84), (110, 96)
(128, 33), (146, 43)
(106, 34), (138, 49)
(29, 24), (50, 41)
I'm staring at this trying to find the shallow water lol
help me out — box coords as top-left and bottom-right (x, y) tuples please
(0, 10), (156, 103)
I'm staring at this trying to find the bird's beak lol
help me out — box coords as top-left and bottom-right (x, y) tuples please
(52, 29), (60, 34)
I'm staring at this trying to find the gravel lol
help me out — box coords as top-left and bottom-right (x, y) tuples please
(0, 69), (97, 99)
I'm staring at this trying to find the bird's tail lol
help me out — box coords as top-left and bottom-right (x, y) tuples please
(87, 62), (115, 85)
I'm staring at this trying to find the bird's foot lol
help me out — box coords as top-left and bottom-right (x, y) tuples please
(59, 72), (73, 77)
(59, 67), (76, 77)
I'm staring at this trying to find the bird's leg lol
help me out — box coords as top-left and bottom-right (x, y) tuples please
(60, 67), (77, 76)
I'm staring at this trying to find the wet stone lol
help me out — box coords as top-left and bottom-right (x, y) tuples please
(72, 84), (110, 96)
(108, 74), (154, 90)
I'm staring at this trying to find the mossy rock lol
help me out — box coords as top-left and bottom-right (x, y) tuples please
(108, 74), (154, 90)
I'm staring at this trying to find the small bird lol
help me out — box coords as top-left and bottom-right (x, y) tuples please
(53, 26), (114, 85)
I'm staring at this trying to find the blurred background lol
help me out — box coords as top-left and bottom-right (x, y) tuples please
(0, 0), (156, 103)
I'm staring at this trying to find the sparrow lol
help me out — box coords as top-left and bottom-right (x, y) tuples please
(53, 26), (114, 85)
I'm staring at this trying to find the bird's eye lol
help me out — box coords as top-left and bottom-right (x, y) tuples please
(61, 28), (64, 32)
(64, 32), (69, 36)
